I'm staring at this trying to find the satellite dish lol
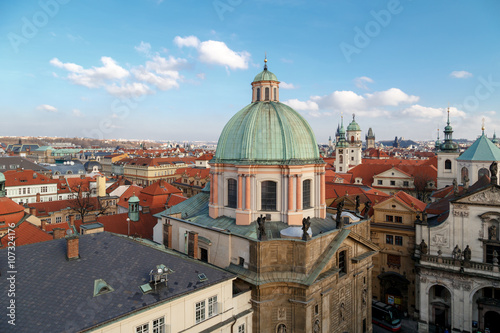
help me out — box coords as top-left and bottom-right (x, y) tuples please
(66, 229), (73, 236)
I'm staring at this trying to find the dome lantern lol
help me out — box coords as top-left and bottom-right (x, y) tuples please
(251, 57), (280, 103)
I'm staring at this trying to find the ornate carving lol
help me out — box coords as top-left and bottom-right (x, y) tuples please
(277, 307), (286, 320)
(489, 225), (498, 240)
(465, 187), (500, 205)
(431, 233), (449, 247)
(453, 209), (469, 217)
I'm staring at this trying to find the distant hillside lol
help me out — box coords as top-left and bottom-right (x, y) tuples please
(378, 140), (419, 148)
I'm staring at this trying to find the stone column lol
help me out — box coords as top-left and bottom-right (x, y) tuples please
(296, 175), (302, 211)
(237, 174), (243, 210)
(245, 174), (251, 210)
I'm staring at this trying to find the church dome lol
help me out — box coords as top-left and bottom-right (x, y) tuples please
(253, 68), (278, 82)
(213, 101), (321, 165)
(347, 118), (361, 131)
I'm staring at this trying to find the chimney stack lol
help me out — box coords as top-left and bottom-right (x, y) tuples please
(187, 231), (198, 259)
(66, 234), (80, 260)
(29, 207), (37, 216)
(53, 228), (65, 239)
(69, 214), (75, 226)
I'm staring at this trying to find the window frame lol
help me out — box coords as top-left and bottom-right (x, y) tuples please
(386, 235), (394, 244)
(339, 250), (347, 275)
(208, 295), (218, 318)
(261, 181), (277, 211)
(303, 179), (311, 209)
(152, 317), (165, 333)
(136, 323), (149, 333)
(196, 299), (206, 323)
(227, 178), (237, 208)
(395, 235), (403, 246)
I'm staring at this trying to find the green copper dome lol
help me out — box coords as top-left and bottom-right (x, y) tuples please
(128, 194), (139, 203)
(0, 172), (5, 183)
(457, 134), (500, 161)
(214, 102), (322, 165)
(253, 68), (278, 82)
(347, 118), (361, 131)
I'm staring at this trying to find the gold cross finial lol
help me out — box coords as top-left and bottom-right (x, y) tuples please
(482, 118), (485, 134)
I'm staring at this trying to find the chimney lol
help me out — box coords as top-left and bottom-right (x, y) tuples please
(66, 234), (80, 260)
(29, 207), (37, 216)
(97, 176), (106, 197)
(163, 223), (172, 249)
(53, 228), (65, 239)
(187, 231), (198, 259)
(59, 175), (64, 180)
(69, 214), (75, 226)
(36, 193), (41, 203)
(41, 219), (46, 231)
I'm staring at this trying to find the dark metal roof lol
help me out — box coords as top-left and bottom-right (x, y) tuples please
(0, 232), (234, 332)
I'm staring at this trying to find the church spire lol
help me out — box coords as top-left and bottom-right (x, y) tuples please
(440, 106), (459, 152)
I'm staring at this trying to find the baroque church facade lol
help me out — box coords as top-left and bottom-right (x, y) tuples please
(416, 120), (500, 332)
(154, 61), (378, 333)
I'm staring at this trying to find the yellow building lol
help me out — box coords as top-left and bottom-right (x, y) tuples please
(370, 190), (426, 316)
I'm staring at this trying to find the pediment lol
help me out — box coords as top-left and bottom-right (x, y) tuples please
(455, 186), (500, 206)
(375, 167), (411, 179)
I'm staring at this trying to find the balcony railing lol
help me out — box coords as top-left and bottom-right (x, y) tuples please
(420, 254), (497, 274)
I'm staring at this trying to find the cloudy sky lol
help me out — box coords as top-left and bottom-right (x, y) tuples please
(1, 0), (499, 142)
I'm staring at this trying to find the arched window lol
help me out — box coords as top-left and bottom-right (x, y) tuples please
(351, 136), (354, 143)
(265, 87), (270, 101)
(256, 88), (260, 101)
(274, 88), (277, 101)
(339, 155), (343, 164)
(261, 181), (277, 211)
(303, 179), (311, 209)
(479, 168), (490, 179)
(445, 159), (452, 170)
(227, 178), (237, 208)
(461, 167), (469, 183)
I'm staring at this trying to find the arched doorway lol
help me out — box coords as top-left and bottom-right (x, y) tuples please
(484, 311), (500, 332)
(429, 285), (451, 329)
(473, 287), (500, 332)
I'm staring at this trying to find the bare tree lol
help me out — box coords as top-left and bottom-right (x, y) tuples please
(69, 184), (110, 221)
(413, 172), (433, 203)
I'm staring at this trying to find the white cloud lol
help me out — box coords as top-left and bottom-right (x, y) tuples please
(135, 41), (152, 56)
(50, 56), (129, 88)
(106, 83), (152, 98)
(280, 82), (296, 89)
(284, 88), (419, 118)
(353, 76), (374, 90)
(174, 35), (200, 48)
(401, 105), (466, 119)
(37, 104), (57, 112)
(132, 67), (180, 90)
(72, 109), (83, 117)
(450, 70), (473, 79)
(198, 40), (250, 70)
(174, 35), (250, 70)
(197, 73), (206, 80)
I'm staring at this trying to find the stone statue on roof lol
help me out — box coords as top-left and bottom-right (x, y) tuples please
(363, 201), (371, 219)
(355, 195), (360, 214)
(336, 199), (344, 229)
(453, 178), (459, 196)
(463, 245), (471, 261)
(452, 245), (461, 259)
(257, 215), (266, 240)
(419, 239), (428, 255)
(490, 161), (498, 185)
(302, 216), (311, 241)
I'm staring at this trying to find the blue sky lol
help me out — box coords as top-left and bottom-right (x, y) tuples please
(1, 0), (499, 143)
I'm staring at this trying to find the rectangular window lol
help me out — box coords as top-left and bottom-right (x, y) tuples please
(56, 216), (62, 223)
(238, 324), (245, 333)
(377, 180), (382, 185)
(227, 178), (237, 208)
(152, 317), (165, 333)
(395, 236), (403, 246)
(395, 216), (403, 223)
(339, 250), (347, 275)
(66, 216), (70, 222)
(314, 304), (319, 315)
(208, 295), (218, 317)
(136, 323), (148, 333)
(386, 235), (394, 244)
(261, 181), (277, 211)
(303, 179), (311, 209)
(196, 300), (206, 323)
(403, 181), (409, 187)
(390, 180), (396, 186)
(385, 215), (394, 222)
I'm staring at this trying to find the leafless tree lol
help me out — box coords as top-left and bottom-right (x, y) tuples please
(413, 172), (433, 203)
(69, 184), (110, 220)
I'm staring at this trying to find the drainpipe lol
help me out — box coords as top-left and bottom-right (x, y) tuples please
(230, 315), (237, 333)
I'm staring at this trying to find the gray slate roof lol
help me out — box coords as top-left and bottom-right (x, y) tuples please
(0, 156), (49, 173)
(0, 232), (234, 333)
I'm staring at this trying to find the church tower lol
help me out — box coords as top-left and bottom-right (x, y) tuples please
(334, 117), (349, 173)
(436, 108), (460, 188)
(366, 127), (375, 149)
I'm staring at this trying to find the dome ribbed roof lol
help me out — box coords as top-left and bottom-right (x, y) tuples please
(213, 102), (321, 165)
(128, 194), (139, 203)
(347, 119), (361, 131)
(253, 69), (278, 82)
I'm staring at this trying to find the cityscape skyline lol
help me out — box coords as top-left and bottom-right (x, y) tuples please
(1, 0), (499, 142)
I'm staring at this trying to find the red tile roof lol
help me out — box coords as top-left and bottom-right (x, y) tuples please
(117, 185), (144, 208)
(394, 191), (426, 211)
(4, 170), (58, 186)
(0, 220), (52, 247)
